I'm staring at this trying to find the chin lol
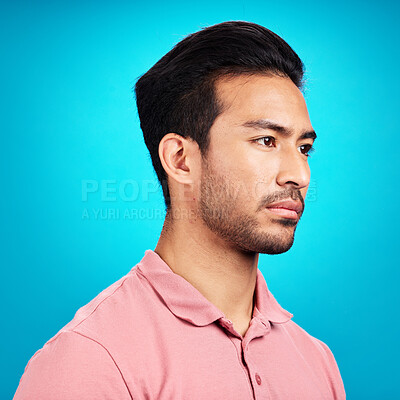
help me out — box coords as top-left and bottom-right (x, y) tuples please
(235, 229), (296, 255)
(259, 243), (294, 255)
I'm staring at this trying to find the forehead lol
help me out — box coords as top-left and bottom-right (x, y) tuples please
(213, 73), (311, 127)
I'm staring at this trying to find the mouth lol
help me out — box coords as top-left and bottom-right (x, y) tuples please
(265, 207), (299, 220)
(265, 200), (303, 220)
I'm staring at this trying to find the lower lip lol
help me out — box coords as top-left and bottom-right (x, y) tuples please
(265, 207), (299, 220)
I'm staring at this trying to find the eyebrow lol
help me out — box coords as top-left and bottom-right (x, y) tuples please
(241, 119), (317, 141)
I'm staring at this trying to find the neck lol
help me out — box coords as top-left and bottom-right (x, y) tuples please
(154, 209), (259, 336)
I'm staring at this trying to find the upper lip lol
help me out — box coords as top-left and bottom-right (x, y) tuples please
(266, 199), (303, 214)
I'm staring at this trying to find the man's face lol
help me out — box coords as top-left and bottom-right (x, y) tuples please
(198, 73), (316, 254)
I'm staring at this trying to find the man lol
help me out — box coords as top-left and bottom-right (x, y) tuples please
(14, 21), (346, 399)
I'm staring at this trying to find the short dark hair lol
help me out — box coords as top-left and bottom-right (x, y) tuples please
(134, 21), (304, 210)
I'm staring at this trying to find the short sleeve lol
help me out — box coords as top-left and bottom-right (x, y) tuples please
(13, 331), (132, 400)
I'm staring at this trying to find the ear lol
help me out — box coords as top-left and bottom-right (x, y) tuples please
(158, 133), (199, 185)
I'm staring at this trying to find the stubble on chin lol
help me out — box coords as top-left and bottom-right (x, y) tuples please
(198, 164), (297, 255)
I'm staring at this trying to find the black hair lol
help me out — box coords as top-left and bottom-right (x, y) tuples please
(134, 21), (304, 211)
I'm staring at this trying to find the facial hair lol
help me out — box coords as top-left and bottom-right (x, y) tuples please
(198, 157), (303, 255)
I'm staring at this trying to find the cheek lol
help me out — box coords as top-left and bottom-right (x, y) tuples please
(244, 160), (280, 200)
(207, 140), (280, 202)
(229, 162), (279, 202)
(226, 169), (277, 205)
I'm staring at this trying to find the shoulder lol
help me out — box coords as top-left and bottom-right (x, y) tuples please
(281, 319), (338, 367)
(53, 264), (157, 347)
(14, 267), (150, 400)
(63, 266), (145, 333)
(281, 319), (346, 399)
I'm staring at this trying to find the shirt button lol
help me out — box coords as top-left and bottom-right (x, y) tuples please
(255, 373), (262, 385)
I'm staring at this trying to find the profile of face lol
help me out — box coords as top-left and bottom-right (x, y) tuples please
(198, 73), (316, 255)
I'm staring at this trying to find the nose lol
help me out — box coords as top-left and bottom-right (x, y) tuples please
(275, 147), (310, 189)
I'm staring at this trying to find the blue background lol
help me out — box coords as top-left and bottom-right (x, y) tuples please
(2, 1), (399, 399)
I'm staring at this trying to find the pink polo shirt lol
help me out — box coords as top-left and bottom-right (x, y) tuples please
(14, 249), (346, 399)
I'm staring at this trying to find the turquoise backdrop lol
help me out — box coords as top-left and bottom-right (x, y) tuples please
(1, 1), (399, 399)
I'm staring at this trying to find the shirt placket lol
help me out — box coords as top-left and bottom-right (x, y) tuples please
(241, 332), (271, 400)
(220, 316), (271, 400)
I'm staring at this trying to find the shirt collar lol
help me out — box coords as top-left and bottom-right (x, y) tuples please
(136, 249), (293, 327)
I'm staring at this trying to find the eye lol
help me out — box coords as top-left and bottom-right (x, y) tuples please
(298, 144), (316, 157)
(253, 137), (316, 158)
(254, 136), (276, 147)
